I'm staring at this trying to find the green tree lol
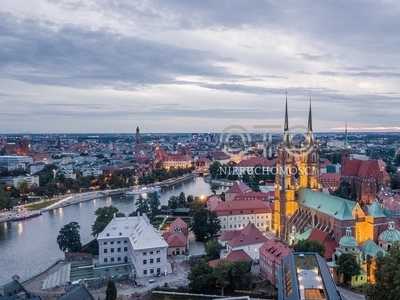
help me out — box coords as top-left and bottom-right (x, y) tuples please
(92, 206), (124, 237)
(56, 222), (82, 252)
(148, 192), (161, 219)
(337, 253), (361, 284)
(365, 243), (400, 300)
(291, 239), (325, 257)
(17, 180), (29, 195)
(168, 195), (179, 209)
(211, 185), (218, 195)
(209, 161), (222, 179)
(105, 280), (117, 300)
(333, 181), (355, 200)
(205, 239), (224, 260)
(190, 208), (221, 241)
(231, 260), (252, 290)
(214, 261), (232, 295)
(390, 173), (400, 190)
(0, 183), (11, 210)
(135, 195), (150, 216)
(80, 239), (99, 255)
(178, 191), (186, 207)
(188, 259), (215, 293)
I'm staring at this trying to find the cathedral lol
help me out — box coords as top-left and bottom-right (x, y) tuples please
(273, 95), (388, 247)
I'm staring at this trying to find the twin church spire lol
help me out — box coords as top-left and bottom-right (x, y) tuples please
(283, 92), (314, 148)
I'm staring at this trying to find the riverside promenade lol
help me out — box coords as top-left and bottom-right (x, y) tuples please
(0, 172), (200, 224)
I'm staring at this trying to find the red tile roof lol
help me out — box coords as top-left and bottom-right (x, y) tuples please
(226, 223), (268, 247)
(169, 217), (188, 236)
(259, 239), (292, 265)
(226, 181), (251, 194)
(164, 231), (187, 248)
(212, 199), (272, 216)
(237, 157), (276, 167)
(307, 228), (336, 260)
(207, 195), (223, 211)
(320, 173), (341, 182)
(208, 249), (252, 268)
(342, 159), (388, 179)
(319, 158), (332, 168)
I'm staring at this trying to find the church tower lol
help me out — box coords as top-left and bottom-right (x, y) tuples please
(298, 94), (320, 191)
(274, 93), (321, 241)
(135, 126), (141, 144)
(341, 122), (350, 175)
(274, 93), (297, 240)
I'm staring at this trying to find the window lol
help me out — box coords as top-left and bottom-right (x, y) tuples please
(143, 252), (147, 256)
(106, 233), (109, 237)
(150, 269), (154, 274)
(150, 259), (154, 264)
(119, 232), (122, 236)
(118, 257), (121, 262)
(156, 250), (160, 254)
(117, 248), (121, 252)
(104, 242), (108, 245)
(117, 241), (121, 244)
(111, 258), (114, 262)
(143, 270), (147, 275)
(157, 268), (161, 274)
(124, 247), (128, 252)
(143, 260), (147, 265)
(111, 248), (114, 253)
(157, 258), (160, 263)
(104, 258), (108, 263)
(124, 241), (127, 244)
(150, 251), (154, 255)
(111, 241), (114, 244)
(104, 249), (108, 253)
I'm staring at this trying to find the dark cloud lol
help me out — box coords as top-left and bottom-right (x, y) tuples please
(0, 12), (240, 89)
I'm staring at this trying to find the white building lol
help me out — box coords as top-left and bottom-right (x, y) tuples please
(97, 214), (169, 278)
(0, 175), (40, 187)
(218, 222), (268, 262)
(210, 199), (273, 233)
(0, 155), (33, 167)
(82, 167), (103, 178)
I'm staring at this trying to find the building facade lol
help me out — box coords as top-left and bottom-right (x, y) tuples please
(211, 199), (272, 233)
(97, 214), (168, 278)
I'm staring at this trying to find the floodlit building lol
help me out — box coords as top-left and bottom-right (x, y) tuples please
(97, 214), (169, 278)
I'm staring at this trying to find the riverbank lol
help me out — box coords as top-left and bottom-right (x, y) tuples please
(204, 175), (234, 187)
(0, 173), (201, 224)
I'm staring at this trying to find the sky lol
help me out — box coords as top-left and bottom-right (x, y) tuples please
(1, 0), (400, 134)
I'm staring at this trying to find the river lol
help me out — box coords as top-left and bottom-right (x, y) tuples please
(0, 176), (228, 286)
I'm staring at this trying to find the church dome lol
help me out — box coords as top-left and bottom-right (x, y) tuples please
(339, 227), (358, 248)
(379, 221), (400, 244)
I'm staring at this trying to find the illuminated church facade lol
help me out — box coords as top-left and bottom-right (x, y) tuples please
(273, 95), (388, 248)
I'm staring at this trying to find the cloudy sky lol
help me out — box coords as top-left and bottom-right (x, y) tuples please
(1, 0), (400, 134)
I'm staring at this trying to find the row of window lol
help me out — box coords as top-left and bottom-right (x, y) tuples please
(223, 223), (267, 229)
(221, 215), (269, 221)
(103, 240), (128, 245)
(143, 258), (161, 264)
(143, 268), (161, 275)
(104, 247), (128, 253)
(104, 256), (128, 263)
(143, 250), (161, 256)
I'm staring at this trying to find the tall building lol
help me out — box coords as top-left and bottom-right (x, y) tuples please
(135, 126), (141, 144)
(273, 95), (387, 248)
(274, 94), (320, 241)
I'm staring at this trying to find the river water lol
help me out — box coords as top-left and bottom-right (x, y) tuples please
(0, 176), (227, 286)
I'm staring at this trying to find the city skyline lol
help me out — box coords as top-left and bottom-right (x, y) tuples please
(1, 1), (400, 133)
